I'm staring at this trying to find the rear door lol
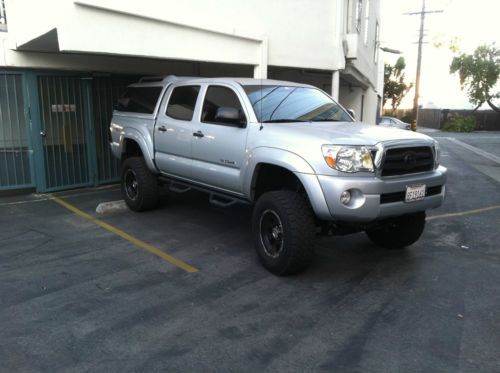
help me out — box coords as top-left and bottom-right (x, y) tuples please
(154, 84), (201, 179)
(191, 84), (249, 194)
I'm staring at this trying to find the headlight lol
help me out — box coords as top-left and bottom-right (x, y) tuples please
(322, 145), (374, 172)
(433, 141), (440, 168)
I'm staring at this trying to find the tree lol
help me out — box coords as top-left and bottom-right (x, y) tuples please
(383, 57), (413, 114)
(450, 44), (500, 112)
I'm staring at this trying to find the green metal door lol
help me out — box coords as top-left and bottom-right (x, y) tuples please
(37, 76), (93, 191)
(0, 72), (34, 191)
(92, 76), (137, 184)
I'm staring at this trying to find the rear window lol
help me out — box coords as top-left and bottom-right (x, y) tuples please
(166, 86), (200, 121)
(116, 86), (163, 114)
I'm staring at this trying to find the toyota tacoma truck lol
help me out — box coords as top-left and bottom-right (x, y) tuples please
(110, 76), (447, 275)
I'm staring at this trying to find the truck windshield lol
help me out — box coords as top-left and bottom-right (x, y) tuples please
(243, 85), (352, 123)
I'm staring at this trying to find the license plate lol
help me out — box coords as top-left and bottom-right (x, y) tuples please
(405, 184), (426, 203)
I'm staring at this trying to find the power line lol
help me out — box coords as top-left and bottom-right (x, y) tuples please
(405, 0), (444, 130)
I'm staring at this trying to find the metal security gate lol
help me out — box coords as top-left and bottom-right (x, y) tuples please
(92, 76), (137, 184)
(0, 73), (34, 190)
(37, 76), (93, 191)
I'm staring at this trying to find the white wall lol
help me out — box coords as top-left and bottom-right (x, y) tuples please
(339, 84), (379, 124)
(343, 0), (381, 93)
(0, 0), (382, 121)
(2, 0), (347, 73)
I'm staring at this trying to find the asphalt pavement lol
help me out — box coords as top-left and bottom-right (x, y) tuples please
(1, 129), (499, 372)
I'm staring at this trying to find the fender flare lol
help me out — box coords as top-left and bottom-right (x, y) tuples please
(120, 127), (158, 173)
(243, 147), (331, 219)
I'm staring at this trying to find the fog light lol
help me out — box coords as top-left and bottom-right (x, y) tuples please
(340, 190), (351, 205)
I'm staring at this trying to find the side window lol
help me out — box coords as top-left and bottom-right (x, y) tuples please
(166, 85), (200, 121)
(116, 86), (163, 114)
(202, 86), (246, 125)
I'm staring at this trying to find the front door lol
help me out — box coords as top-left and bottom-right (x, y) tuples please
(191, 85), (249, 194)
(37, 76), (92, 191)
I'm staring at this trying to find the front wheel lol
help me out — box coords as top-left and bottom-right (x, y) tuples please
(121, 157), (160, 212)
(365, 212), (426, 249)
(252, 191), (316, 275)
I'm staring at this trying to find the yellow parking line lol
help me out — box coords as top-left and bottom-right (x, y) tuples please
(50, 195), (198, 273)
(427, 204), (500, 220)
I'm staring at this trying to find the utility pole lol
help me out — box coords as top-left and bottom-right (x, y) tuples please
(405, 0), (443, 131)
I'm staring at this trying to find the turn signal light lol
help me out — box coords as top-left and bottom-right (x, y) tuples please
(325, 156), (335, 168)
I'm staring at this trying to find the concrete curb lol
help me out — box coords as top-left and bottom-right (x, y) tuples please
(96, 200), (128, 215)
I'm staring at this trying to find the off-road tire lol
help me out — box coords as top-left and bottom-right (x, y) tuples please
(252, 191), (316, 275)
(365, 211), (426, 249)
(121, 157), (160, 212)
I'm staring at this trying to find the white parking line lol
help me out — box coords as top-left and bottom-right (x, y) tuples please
(442, 137), (500, 165)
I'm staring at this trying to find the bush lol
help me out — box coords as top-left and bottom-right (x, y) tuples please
(442, 114), (476, 132)
(401, 114), (414, 124)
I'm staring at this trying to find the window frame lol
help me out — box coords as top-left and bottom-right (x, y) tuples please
(374, 21), (380, 63)
(0, 0), (7, 32)
(165, 85), (201, 122)
(200, 84), (248, 128)
(355, 0), (362, 33)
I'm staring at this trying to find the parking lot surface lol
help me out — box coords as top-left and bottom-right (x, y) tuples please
(1, 130), (500, 372)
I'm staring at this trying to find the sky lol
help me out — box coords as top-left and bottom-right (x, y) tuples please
(380, 0), (500, 109)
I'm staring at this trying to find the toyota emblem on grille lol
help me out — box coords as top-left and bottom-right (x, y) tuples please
(402, 151), (417, 168)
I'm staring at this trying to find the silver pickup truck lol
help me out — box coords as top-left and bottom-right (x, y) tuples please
(110, 76), (447, 275)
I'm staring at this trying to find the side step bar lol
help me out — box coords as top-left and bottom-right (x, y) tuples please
(169, 182), (191, 193)
(158, 175), (250, 207)
(209, 193), (237, 207)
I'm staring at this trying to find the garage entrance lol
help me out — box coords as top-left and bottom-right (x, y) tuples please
(33, 75), (137, 192)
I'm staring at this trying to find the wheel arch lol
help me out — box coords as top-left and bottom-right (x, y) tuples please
(120, 128), (157, 172)
(244, 148), (331, 219)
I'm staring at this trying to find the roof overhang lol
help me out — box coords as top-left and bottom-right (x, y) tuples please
(16, 28), (60, 52)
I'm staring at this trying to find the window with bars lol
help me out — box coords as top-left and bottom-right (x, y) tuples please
(363, 0), (370, 45)
(0, 0), (7, 31)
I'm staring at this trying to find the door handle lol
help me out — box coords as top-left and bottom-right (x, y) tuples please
(158, 126), (167, 132)
(40, 131), (46, 137)
(193, 131), (204, 138)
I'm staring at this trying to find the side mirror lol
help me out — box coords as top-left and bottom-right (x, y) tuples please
(347, 109), (356, 119)
(215, 107), (246, 127)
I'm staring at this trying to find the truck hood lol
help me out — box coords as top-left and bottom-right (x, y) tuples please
(267, 121), (433, 146)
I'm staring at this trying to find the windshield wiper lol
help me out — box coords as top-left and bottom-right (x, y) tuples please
(310, 118), (342, 122)
(261, 119), (308, 123)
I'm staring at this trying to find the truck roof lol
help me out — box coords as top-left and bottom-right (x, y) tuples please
(129, 75), (313, 88)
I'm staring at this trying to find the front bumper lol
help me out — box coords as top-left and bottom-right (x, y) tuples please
(316, 165), (447, 222)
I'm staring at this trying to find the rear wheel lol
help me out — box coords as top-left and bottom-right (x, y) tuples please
(252, 191), (316, 275)
(365, 212), (426, 249)
(121, 157), (159, 212)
